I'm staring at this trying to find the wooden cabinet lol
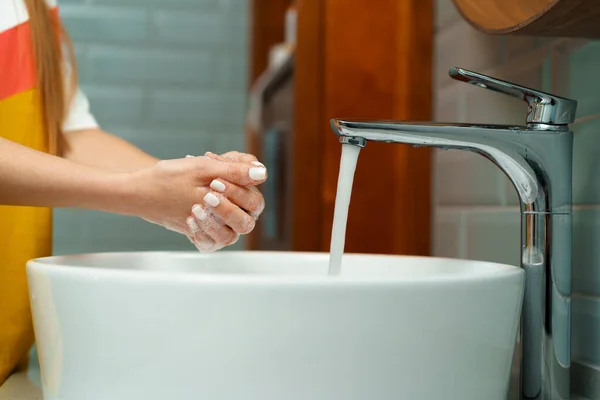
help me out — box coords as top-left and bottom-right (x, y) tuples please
(253, 57), (295, 250)
(246, 0), (433, 256)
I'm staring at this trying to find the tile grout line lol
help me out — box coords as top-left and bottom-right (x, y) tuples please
(435, 204), (600, 212)
(573, 204), (600, 210)
(498, 172), (508, 207)
(458, 210), (468, 259)
(574, 113), (600, 125)
(434, 12), (464, 35)
(435, 205), (519, 213)
(573, 291), (600, 301)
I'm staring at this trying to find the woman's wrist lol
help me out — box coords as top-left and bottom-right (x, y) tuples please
(69, 168), (139, 215)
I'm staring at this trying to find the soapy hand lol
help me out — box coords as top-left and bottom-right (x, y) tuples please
(205, 151), (266, 220)
(127, 155), (266, 252)
(185, 151), (266, 252)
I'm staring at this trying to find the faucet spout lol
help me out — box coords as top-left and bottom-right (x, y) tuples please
(331, 118), (572, 213)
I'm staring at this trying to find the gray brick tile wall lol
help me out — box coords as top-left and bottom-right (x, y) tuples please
(53, 0), (249, 253)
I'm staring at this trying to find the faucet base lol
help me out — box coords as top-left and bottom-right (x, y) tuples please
(520, 212), (572, 400)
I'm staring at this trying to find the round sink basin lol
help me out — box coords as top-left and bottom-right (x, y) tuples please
(27, 251), (524, 400)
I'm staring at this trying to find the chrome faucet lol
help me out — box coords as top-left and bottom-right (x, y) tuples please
(331, 67), (577, 400)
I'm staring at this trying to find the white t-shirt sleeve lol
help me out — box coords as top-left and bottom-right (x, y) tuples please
(62, 88), (100, 132)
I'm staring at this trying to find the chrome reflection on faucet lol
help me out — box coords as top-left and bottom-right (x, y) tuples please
(331, 67), (577, 400)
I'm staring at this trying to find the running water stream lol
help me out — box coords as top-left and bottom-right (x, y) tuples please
(327, 144), (361, 275)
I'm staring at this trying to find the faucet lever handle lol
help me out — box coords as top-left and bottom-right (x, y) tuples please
(449, 67), (577, 125)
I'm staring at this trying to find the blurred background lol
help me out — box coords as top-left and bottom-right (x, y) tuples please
(51, 1), (600, 395)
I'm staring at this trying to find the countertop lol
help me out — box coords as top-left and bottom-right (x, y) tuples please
(0, 371), (591, 400)
(0, 346), (593, 400)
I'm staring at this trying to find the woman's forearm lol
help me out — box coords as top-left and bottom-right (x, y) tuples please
(0, 137), (133, 213)
(62, 129), (159, 171)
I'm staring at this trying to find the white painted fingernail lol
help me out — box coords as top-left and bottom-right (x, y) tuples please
(186, 216), (200, 232)
(192, 204), (207, 220)
(251, 161), (265, 167)
(210, 179), (226, 192)
(249, 167), (266, 180)
(204, 192), (220, 207)
(186, 155), (195, 158)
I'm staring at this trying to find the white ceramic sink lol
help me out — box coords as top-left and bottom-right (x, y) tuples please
(27, 251), (524, 400)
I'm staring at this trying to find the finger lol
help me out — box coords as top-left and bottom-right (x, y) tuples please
(204, 152), (223, 161)
(247, 186), (265, 220)
(186, 217), (217, 252)
(205, 151), (265, 169)
(225, 151), (255, 163)
(190, 238), (218, 253)
(187, 233), (217, 253)
(191, 204), (239, 247)
(213, 151), (261, 165)
(209, 179), (265, 217)
(198, 157), (267, 186)
(202, 191), (255, 235)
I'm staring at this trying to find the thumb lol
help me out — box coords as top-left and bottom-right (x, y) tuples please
(203, 152), (225, 161)
(206, 151), (260, 164)
(200, 157), (267, 186)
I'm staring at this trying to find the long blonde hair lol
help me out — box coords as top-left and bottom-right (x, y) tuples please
(23, 0), (77, 155)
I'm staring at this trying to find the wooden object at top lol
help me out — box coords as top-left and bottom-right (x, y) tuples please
(453, 0), (600, 38)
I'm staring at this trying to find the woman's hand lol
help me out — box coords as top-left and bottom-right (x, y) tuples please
(186, 176), (266, 252)
(184, 151), (266, 252)
(206, 151), (266, 220)
(125, 155), (266, 248)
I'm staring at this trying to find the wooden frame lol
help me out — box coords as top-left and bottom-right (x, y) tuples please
(291, 0), (324, 251)
(246, 0), (289, 250)
(248, 0), (433, 256)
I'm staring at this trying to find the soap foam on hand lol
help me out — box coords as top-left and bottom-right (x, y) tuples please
(328, 144), (361, 276)
(189, 201), (238, 252)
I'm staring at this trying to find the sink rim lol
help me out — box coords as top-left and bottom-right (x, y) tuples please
(27, 251), (524, 285)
